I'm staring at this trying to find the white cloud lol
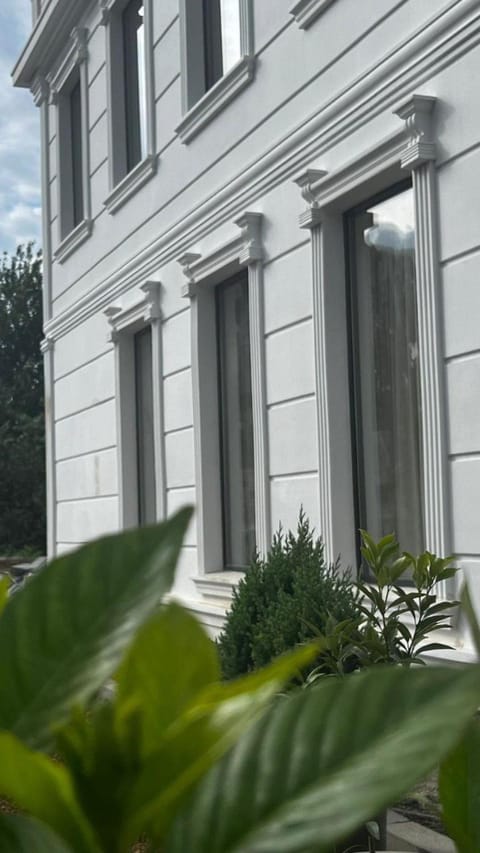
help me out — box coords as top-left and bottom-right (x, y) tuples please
(0, 3), (41, 254)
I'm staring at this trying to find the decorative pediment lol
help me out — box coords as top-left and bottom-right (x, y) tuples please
(104, 281), (163, 341)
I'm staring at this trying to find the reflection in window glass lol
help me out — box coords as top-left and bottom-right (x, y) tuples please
(69, 76), (84, 228)
(219, 0), (241, 73)
(203, 0), (241, 91)
(216, 272), (256, 569)
(123, 0), (147, 172)
(347, 185), (424, 555)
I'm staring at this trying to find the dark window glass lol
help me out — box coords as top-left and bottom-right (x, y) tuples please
(216, 272), (255, 569)
(70, 77), (84, 228)
(134, 327), (156, 526)
(123, 0), (147, 172)
(202, 0), (241, 91)
(346, 183), (424, 557)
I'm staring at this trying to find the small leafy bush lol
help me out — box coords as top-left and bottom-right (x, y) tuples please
(217, 511), (359, 680)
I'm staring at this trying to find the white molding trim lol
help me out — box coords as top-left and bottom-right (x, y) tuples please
(394, 96), (450, 592)
(179, 212), (270, 572)
(294, 96), (450, 589)
(103, 154), (159, 215)
(105, 281), (166, 526)
(175, 55), (256, 144)
(44, 1), (480, 342)
(40, 336), (57, 558)
(54, 218), (93, 264)
(101, 0), (157, 194)
(289, 0), (335, 29)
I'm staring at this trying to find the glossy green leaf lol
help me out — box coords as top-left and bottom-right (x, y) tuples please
(0, 507), (192, 749)
(0, 576), (10, 615)
(440, 716), (480, 853)
(462, 585), (480, 656)
(116, 602), (220, 756)
(123, 644), (319, 847)
(168, 665), (480, 853)
(0, 814), (73, 853)
(0, 732), (99, 853)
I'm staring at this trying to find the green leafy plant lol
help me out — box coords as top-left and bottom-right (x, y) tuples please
(354, 530), (459, 666)
(0, 508), (478, 852)
(217, 511), (359, 680)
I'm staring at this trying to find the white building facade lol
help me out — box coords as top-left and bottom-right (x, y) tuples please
(13, 0), (480, 656)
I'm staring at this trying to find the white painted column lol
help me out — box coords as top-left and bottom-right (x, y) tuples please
(394, 95), (450, 566)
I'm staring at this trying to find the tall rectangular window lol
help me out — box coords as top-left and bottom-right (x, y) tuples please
(346, 182), (424, 555)
(69, 77), (84, 229)
(134, 327), (156, 526)
(216, 272), (255, 568)
(202, 0), (241, 91)
(123, 0), (147, 172)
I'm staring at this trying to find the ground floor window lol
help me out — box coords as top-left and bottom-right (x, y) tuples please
(216, 271), (255, 569)
(134, 326), (156, 525)
(345, 181), (424, 555)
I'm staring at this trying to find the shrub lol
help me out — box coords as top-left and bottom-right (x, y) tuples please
(217, 510), (359, 680)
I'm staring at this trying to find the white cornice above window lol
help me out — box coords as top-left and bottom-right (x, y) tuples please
(175, 55), (255, 144)
(104, 280), (163, 341)
(177, 211), (263, 296)
(289, 0), (335, 29)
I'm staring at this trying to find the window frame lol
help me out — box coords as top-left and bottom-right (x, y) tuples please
(294, 95), (451, 599)
(49, 27), (92, 263)
(105, 282), (166, 529)
(101, 0), (158, 214)
(178, 212), (269, 576)
(176, 0), (255, 144)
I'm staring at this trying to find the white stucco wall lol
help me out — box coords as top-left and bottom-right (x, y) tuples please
(14, 0), (480, 654)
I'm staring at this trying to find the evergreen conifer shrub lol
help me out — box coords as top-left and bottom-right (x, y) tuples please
(217, 511), (359, 680)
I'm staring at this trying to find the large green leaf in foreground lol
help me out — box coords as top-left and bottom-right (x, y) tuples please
(440, 716), (480, 853)
(0, 814), (72, 852)
(0, 507), (192, 749)
(168, 665), (480, 853)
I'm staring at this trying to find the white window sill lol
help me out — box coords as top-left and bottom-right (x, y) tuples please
(54, 218), (92, 264)
(289, 0), (335, 29)
(194, 571), (243, 607)
(176, 55), (256, 144)
(104, 154), (158, 215)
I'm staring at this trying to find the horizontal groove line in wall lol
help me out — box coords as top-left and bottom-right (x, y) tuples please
(265, 314), (312, 340)
(90, 156), (109, 180)
(54, 349), (112, 383)
(455, 554), (480, 561)
(56, 445), (117, 464)
(269, 470), (318, 482)
(87, 61), (106, 91)
(441, 242), (480, 267)
(166, 485), (195, 494)
(154, 73), (180, 105)
(56, 543), (84, 549)
(55, 396), (116, 425)
(57, 494), (118, 505)
(89, 107), (107, 135)
(449, 451), (480, 461)
(180, 544), (197, 550)
(436, 139), (480, 172)
(163, 304), (190, 324)
(267, 392), (315, 411)
(152, 14), (179, 50)
(163, 363), (191, 381)
(164, 423), (194, 438)
(263, 238), (311, 269)
(445, 348), (480, 365)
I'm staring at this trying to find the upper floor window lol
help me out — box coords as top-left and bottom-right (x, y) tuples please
(203, 0), (242, 92)
(346, 182), (424, 556)
(123, 0), (147, 172)
(177, 0), (255, 142)
(102, 0), (157, 210)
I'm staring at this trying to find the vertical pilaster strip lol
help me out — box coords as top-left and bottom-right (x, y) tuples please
(40, 337), (56, 558)
(142, 282), (166, 521)
(143, 0), (156, 158)
(395, 96), (450, 582)
(247, 259), (270, 556)
(100, 1), (116, 191)
(33, 75), (56, 560)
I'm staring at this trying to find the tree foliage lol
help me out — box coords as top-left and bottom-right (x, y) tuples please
(0, 244), (45, 552)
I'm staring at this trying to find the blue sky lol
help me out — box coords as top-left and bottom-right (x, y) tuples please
(0, 3), (41, 255)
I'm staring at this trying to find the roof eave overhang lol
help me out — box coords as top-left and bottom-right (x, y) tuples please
(12, 0), (82, 89)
